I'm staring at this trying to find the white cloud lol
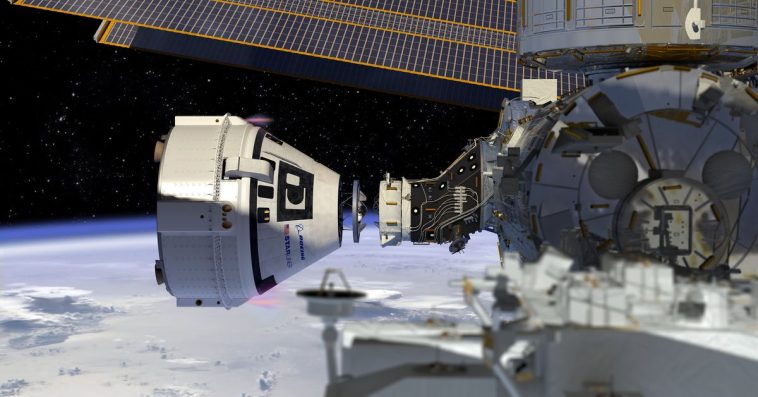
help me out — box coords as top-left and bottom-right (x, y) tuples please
(0, 285), (117, 349)
(166, 358), (209, 366)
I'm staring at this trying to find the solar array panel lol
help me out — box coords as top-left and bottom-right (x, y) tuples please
(14, 0), (585, 110)
(321, 0), (518, 32)
(221, 0), (518, 50)
(98, 21), (138, 47)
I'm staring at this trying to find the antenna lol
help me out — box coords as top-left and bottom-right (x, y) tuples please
(297, 269), (365, 383)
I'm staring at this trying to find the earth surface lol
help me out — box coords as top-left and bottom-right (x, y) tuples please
(0, 217), (499, 397)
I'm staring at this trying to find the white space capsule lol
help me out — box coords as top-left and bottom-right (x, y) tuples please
(153, 115), (357, 309)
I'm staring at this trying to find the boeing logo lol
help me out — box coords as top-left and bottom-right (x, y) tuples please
(296, 224), (306, 261)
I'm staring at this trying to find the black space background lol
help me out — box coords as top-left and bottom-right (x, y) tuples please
(0, 5), (498, 226)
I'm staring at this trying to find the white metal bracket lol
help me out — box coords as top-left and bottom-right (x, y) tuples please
(224, 157), (274, 183)
(685, 0), (705, 40)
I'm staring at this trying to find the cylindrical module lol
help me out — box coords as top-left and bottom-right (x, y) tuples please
(517, 0), (758, 73)
(155, 115), (342, 308)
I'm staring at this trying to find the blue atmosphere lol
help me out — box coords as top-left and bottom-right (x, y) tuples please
(0, 217), (157, 244)
(0, 212), (379, 244)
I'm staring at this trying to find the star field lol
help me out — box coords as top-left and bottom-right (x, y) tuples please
(0, 5), (497, 225)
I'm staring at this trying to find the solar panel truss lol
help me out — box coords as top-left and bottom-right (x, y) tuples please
(15, 0), (586, 110)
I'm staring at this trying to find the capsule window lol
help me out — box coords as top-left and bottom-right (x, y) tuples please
(258, 185), (275, 199)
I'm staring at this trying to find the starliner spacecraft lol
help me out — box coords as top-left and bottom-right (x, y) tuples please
(152, 115), (366, 308)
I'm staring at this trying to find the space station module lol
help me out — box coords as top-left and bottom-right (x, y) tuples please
(379, 0), (758, 278)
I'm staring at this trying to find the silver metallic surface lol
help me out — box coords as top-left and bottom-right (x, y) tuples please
(517, 0), (758, 74)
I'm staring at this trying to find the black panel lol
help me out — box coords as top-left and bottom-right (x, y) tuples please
(249, 130), (277, 293)
(131, 27), (513, 111)
(258, 185), (275, 199)
(408, 143), (483, 243)
(277, 162), (314, 221)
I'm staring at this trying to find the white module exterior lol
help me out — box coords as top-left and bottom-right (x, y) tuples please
(322, 255), (758, 397)
(378, 178), (411, 247)
(517, 0), (758, 72)
(156, 115), (341, 309)
(521, 79), (558, 104)
(564, 283), (629, 327)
